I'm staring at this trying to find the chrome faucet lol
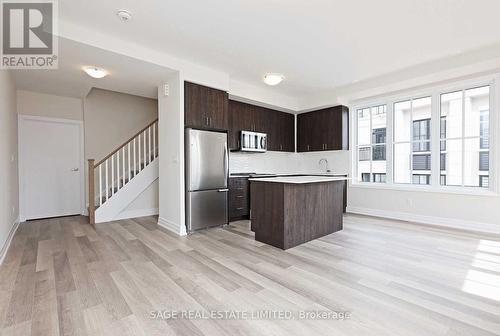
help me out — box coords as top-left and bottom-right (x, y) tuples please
(319, 158), (331, 173)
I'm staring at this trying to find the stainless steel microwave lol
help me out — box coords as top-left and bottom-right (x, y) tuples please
(240, 131), (267, 152)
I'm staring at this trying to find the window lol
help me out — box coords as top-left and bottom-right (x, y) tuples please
(358, 147), (370, 161)
(354, 80), (493, 191)
(357, 105), (387, 183)
(413, 154), (431, 171)
(394, 97), (432, 184)
(479, 152), (489, 171)
(480, 110), (489, 149)
(480, 176), (489, 188)
(413, 119), (431, 152)
(440, 86), (490, 187)
(373, 145), (386, 161)
(413, 174), (431, 185)
(372, 128), (386, 144)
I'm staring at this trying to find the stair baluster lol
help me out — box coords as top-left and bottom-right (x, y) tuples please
(87, 119), (158, 224)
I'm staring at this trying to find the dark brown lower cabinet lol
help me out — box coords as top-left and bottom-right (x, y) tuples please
(250, 180), (344, 250)
(229, 177), (250, 221)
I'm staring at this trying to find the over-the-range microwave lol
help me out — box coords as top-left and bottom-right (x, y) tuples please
(240, 130), (267, 152)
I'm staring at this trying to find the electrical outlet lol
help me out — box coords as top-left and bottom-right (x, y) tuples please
(163, 84), (169, 97)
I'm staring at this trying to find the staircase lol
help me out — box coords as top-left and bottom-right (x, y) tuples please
(88, 119), (158, 224)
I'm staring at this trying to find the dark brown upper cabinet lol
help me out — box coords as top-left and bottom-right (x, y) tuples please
(228, 100), (295, 152)
(297, 105), (349, 152)
(184, 81), (228, 131)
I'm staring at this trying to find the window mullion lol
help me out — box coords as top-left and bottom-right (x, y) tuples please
(369, 108), (373, 182)
(431, 92), (440, 186)
(387, 101), (394, 184)
(461, 89), (466, 187)
(410, 99), (414, 184)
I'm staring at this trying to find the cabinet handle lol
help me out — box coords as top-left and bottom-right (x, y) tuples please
(236, 195), (243, 198)
(236, 207), (244, 210)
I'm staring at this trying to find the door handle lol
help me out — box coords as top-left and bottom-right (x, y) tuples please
(71, 168), (79, 172)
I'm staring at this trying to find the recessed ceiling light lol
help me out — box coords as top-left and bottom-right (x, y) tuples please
(263, 73), (285, 86)
(83, 66), (108, 79)
(117, 9), (132, 22)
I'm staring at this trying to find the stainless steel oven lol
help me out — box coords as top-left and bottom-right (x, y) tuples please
(240, 131), (267, 152)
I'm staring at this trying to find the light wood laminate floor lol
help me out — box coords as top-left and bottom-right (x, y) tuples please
(1, 214), (499, 336)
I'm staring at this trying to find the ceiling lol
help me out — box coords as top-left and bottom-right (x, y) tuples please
(57, 0), (500, 97)
(12, 38), (175, 99)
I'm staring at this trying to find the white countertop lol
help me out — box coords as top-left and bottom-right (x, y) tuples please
(249, 176), (351, 184)
(230, 172), (348, 177)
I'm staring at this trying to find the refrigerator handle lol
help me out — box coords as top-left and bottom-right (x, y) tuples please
(224, 141), (229, 183)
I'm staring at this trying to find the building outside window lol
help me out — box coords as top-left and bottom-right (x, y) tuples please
(394, 97), (432, 185)
(412, 174), (431, 185)
(357, 105), (387, 183)
(440, 86), (490, 187)
(354, 80), (492, 190)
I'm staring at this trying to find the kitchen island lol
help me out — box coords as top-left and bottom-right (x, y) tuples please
(249, 176), (350, 250)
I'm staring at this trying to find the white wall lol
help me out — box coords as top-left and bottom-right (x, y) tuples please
(157, 76), (186, 235)
(17, 90), (83, 120)
(0, 71), (19, 261)
(84, 88), (159, 216)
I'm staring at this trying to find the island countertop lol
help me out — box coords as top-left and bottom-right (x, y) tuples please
(248, 175), (350, 184)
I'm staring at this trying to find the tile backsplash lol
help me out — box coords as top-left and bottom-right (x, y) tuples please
(229, 150), (351, 175)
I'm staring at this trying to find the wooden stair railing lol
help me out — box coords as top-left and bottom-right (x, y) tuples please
(88, 119), (158, 224)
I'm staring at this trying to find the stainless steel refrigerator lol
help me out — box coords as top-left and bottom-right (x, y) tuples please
(185, 128), (229, 232)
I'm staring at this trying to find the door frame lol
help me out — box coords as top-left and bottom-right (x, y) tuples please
(18, 115), (86, 222)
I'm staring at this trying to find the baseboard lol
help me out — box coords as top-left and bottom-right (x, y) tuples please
(347, 206), (500, 235)
(157, 217), (187, 236)
(114, 208), (159, 221)
(0, 217), (20, 265)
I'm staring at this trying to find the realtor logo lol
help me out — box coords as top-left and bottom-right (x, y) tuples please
(1, 0), (58, 69)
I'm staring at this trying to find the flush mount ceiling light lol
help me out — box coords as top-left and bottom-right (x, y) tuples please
(83, 66), (108, 79)
(116, 9), (132, 22)
(263, 73), (285, 86)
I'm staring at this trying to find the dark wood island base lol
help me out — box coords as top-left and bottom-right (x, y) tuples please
(250, 178), (345, 250)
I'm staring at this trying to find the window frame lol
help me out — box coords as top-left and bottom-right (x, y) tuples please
(351, 75), (498, 196)
(355, 104), (387, 183)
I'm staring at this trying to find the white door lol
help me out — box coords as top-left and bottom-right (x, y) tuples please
(20, 116), (83, 220)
